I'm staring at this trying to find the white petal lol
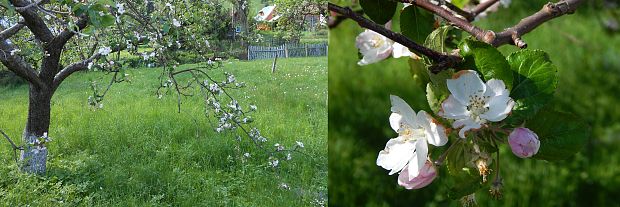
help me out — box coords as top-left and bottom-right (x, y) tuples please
(392, 42), (413, 58)
(416, 111), (448, 146)
(453, 118), (482, 138)
(408, 139), (428, 180)
(480, 93), (515, 122)
(440, 95), (470, 119)
(389, 95), (418, 130)
(447, 70), (486, 105)
(377, 137), (416, 175)
(484, 79), (508, 97)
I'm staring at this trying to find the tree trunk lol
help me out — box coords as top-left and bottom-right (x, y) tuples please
(19, 84), (52, 174)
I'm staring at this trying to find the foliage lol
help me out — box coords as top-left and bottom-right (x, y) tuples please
(329, 0), (619, 206)
(0, 57), (327, 205)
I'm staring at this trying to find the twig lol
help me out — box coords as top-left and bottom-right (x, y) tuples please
(328, 3), (462, 72)
(406, 0), (584, 48)
(0, 129), (23, 163)
(470, 0), (499, 19)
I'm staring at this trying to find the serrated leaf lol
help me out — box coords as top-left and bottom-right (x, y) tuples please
(458, 39), (513, 88)
(359, 0), (397, 25)
(526, 109), (589, 161)
(400, 5), (434, 44)
(424, 26), (451, 54)
(506, 50), (558, 122)
(445, 140), (482, 200)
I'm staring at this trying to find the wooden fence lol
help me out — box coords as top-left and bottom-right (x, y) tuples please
(247, 42), (328, 60)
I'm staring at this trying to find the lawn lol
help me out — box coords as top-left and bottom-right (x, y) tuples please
(0, 57), (327, 206)
(329, 1), (620, 206)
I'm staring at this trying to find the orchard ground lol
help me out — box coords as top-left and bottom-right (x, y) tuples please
(329, 1), (620, 206)
(0, 57), (327, 206)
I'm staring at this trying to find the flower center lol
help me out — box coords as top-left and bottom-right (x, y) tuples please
(371, 36), (385, 48)
(399, 126), (426, 141)
(467, 94), (489, 122)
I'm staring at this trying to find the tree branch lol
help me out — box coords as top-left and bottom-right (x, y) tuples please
(0, 41), (46, 89)
(10, 0), (54, 43)
(470, 0), (499, 19)
(54, 15), (89, 47)
(0, 22), (26, 40)
(53, 53), (101, 88)
(328, 3), (461, 72)
(407, 0), (583, 48)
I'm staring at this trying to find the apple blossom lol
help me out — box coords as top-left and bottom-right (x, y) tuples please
(440, 70), (515, 138)
(377, 95), (447, 180)
(508, 127), (540, 158)
(392, 42), (419, 59)
(397, 160), (437, 189)
(355, 29), (393, 66)
(98, 47), (112, 56)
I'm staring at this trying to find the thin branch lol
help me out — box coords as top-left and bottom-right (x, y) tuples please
(14, 0), (45, 12)
(407, 0), (583, 48)
(0, 22), (26, 40)
(0, 129), (23, 163)
(328, 3), (461, 72)
(470, 0), (499, 19)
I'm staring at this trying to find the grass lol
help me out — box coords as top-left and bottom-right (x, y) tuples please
(329, 1), (620, 206)
(0, 57), (327, 206)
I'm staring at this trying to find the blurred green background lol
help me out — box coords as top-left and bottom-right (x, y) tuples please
(328, 0), (620, 206)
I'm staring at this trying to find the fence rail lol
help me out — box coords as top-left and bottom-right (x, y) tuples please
(247, 42), (328, 60)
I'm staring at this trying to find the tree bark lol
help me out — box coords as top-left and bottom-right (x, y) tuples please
(19, 83), (52, 174)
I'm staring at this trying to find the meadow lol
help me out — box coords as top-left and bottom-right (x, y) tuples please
(0, 57), (327, 206)
(328, 1), (620, 206)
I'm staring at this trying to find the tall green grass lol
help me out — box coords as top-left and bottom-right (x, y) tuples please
(0, 57), (327, 206)
(329, 1), (620, 206)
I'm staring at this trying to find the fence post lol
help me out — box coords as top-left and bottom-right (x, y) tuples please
(305, 44), (309, 57)
(284, 43), (289, 58)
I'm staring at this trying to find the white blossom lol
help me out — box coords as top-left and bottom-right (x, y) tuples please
(98, 47), (112, 56)
(355, 30), (393, 66)
(377, 95), (448, 180)
(116, 3), (125, 14)
(296, 141), (304, 148)
(439, 70), (515, 138)
(172, 19), (181, 27)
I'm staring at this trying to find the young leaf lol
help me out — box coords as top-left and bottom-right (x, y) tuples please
(424, 26), (452, 54)
(400, 5), (434, 44)
(525, 109), (589, 161)
(506, 50), (558, 122)
(359, 0), (397, 25)
(445, 140), (482, 200)
(458, 39), (513, 88)
(426, 69), (453, 113)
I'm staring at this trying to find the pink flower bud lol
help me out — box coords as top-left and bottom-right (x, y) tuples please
(398, 161), (437, 189)
(508, 127), (540, 158)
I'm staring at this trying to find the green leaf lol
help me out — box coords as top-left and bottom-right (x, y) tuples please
(445, 140), (482, 200)
(359, 0), (397, 25)
(409, 59), (429, 89)
(458, 39), (513, 88)
(400, 5), (434, 44)
(525, 109), (589, 161)
(424, 26), (451, 55)
(506, 50), (558, 122)
(426, 69), (453, 113)
(450, 0), (471, 8)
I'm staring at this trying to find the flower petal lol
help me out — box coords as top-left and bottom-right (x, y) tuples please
(453, 118), (482, 138)
(484, 79), (508, 97)
(480, 93), (515, 122)
(416, 111), (448, 147)
(392, 42), (412, 59)
(440, 95), (470, 120)
(389, 95), (418, 131)
(447, 70), (486, 105)
(407, 139), (428, 180)
(398, 161), (437, 190)
(377, 137), (416, 175)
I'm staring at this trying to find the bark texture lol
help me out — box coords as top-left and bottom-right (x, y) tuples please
(19, 84), (52, 174)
